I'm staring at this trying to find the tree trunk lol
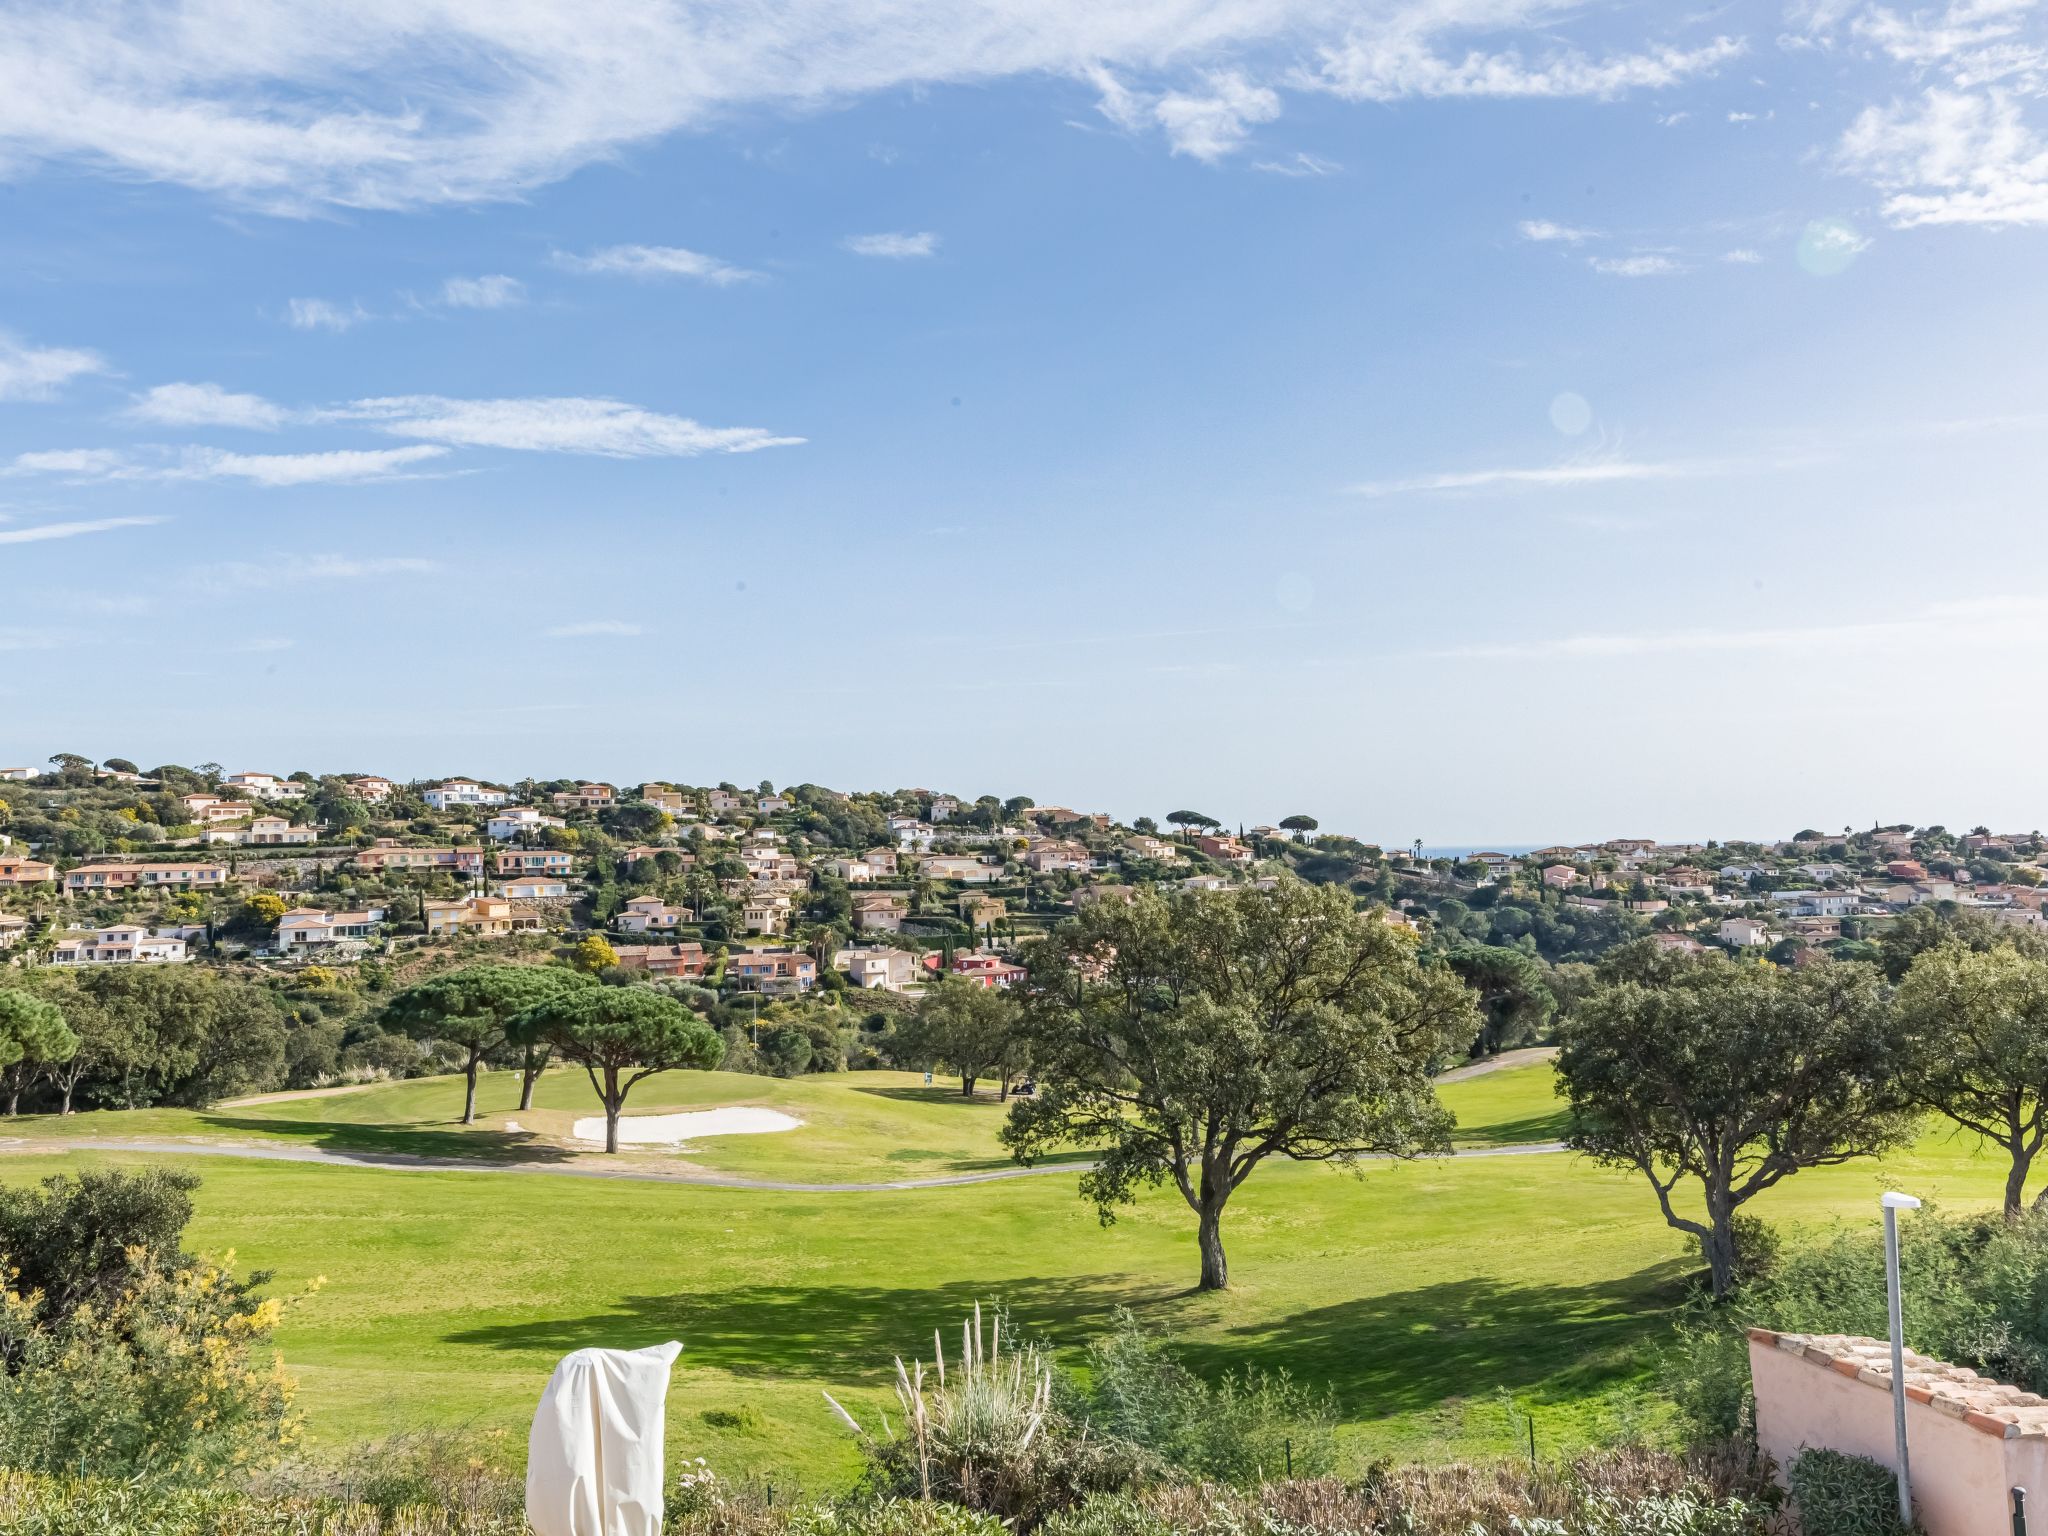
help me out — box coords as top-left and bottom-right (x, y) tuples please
(1701, 1216), (1737, 1299)
(961, 1074), (977, 1098)
(2007, 1142), (2034, 1220)
(518, 1046), (546, 1112)
(604, 1065), (621, 1154)
(5, 1082), (17, 1117)
(61, 1078), (74, 1115)
(1197, 1199), (1229, 1291)
(462, 1049), (481, 1125)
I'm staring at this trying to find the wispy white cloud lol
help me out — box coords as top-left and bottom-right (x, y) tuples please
(0, 515), (164, 545)
(1429, 595), (2048, 661)
(6, 444), (447, 485)
(1252, 151), (1341, 176)
(1089, 65), (1280, 161)
(287, 297), (369, 332)
(1590, 252), (1689, 275)
(1722, 247), (1765, 263)
(337, 396), (803, 457)
(552, 244), (762, 284)
(440, 273), (525, 308)
(1518, 218), (1599, 242)
(0, 4), (1759, 211)
(1152, 71), (1281, 160)
(0, 333), (108, 401)
(545, 619), (645, 638)
(1313, 31), (1744, 103)
(842, 231), (939, 258)
(126, 381), (292, 429)
(1351, 454), (1753, 497)
(198, 554), (440, 591)
(0, 628), (62, 653)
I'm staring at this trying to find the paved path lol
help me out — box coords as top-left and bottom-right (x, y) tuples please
(0, 1136), (1569, 1191)
(1434, 1046), (1558, 1083)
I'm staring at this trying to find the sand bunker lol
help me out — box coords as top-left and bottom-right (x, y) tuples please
(571, 1106), (803, 1148)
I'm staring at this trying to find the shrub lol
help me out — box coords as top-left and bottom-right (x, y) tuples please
(1077, 1308), (1338, 1484)
(0, 1247), (314, 1482)
(0, 1166), (200, 1326)
(1787, 1448), (1909, 1536)
(830, 1306), (1147, 1525)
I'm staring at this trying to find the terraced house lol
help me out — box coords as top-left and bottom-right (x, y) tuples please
(355, 841), (486, 875)
(63, 860), (229, 892)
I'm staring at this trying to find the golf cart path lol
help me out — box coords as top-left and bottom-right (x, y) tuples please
(1434, 1047), (1558, 1083)
(0, 1136), (1569, 1190)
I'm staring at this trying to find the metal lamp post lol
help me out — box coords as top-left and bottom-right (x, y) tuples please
(1882, 1190), (1922, 1528)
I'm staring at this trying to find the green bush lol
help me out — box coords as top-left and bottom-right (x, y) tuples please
(1667, 1208), (2048, 1445)
(1787, 1449), (1910, 1536)
(703, 1403), (768, 1432)
(1077, 1308), (1339, 1485)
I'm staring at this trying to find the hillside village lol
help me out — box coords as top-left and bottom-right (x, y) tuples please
(3, 754), (2039, 995)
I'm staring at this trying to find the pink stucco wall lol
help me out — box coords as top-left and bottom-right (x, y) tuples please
(1750, 1332), (2048, 1536)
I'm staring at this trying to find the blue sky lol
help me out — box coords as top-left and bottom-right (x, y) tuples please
(3, 0), (2048, 845)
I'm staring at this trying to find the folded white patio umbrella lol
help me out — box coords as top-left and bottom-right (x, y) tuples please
(527, 1340), (684, 1536)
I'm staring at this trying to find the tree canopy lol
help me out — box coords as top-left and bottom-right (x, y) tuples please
(1895, 940), (2048, 1218)
(0, 990), (76, 1117)
(508, 986), (723, 1152)
(1557, 945), (1913, 1297)
(382, 964), (594, 1123)
(897, 979), (1026, 1099)
(1004, 879), (1478, 1290)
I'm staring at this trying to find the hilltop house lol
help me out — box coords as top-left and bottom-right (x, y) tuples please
(640, 785), (688, 813)
(1541, 865), (1579, 888)
(277, 908), (385, 947)
(50, 925), (189, 965)
(0, 768), (32, 781)
(183, 796), (260, 824)
(0, 856), (55, 887)
(423, 894), (542, 938)
(929, 795), (962, 822)
(493, 849), (575, 876)
(1025, 839), (1091, 873)
(742, 892), (792, 935)
(727, 949), (817, 994)
(757, 794), (790, 814)
(223, 771), (304, 801)
(493, 874), (569, 900)
(488, 807), (566, 841)
(346, 776), (395, 803)
(422, 780), (508, 810)
(1719, 916), (1773, 947)
(203, 815), (316, 846)
(838, 945), (920, 991)
(853, 893), (908, 933)
(959, 893), (1006, 927)
(949, 952), (1028, 989)
(552, 783), (616, 811)
(706, 790), (745, 814)
(920, 855), (1000, 883)
(1193, 834), (1254, 867)
(615, 896), (693, 934)
(825, 857), (876, 883)
(612, 943), (709, 978)
(1123, 834), (1180, 862)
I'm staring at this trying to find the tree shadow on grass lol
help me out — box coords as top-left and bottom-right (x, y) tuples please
(847, 1084), (1009, 1108)
(1452, 1110), (1571, 1148)
(1179, 1261), (1697, 1415)
(193, 1113), (578, 1166)
(444, 1275), (1181, 1379)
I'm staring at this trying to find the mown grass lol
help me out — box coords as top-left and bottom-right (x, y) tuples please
(8, 1060), (1565, 1176)
(0, 1061), (2011, 1484)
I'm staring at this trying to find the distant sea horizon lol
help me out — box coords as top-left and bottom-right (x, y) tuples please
(1413, 843), (1545, 860)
